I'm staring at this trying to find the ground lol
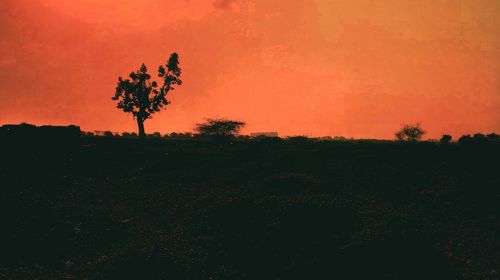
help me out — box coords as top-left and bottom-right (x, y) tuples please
(1, 137), (499, 279)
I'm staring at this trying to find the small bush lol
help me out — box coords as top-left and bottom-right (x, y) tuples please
(458, 134), (473, 144)
(473, 133), (487, 142)
(195, 118), (245, 139)
(440, 135), (452, 144)
(487, 133), (499, 141)
(395, 123), (426, 142)
(286, 136), (312, 143)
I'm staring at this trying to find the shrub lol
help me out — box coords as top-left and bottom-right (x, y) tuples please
(440, 135), (452, 144)
(458, 135), (473, 144)
(195, 118), (245, 139)
(487, 133), (499, 141)
(473, 133), (487, 142)
(286, 136), (312, 143)
(395, 123), (426, 142)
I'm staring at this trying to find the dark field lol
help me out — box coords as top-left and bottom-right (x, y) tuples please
(1, 137), (499, 279)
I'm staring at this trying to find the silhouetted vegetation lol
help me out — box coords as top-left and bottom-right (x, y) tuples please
(286, 135), (313, 143)
(195, 118), (246, 139)
(395, 123), (426, 141)
(487, 133), (499, 141)
(250, 132), (279, 138)
(440, 134), (452, 144)
(112, 53), (182, 138)
(473, 133), (487, 143)
(252, 135), (282, 142)
(457, 133), (499, 145)
(458, 134), (473, 144)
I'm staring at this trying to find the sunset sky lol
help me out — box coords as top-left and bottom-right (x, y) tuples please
(1, 0), (499, 138)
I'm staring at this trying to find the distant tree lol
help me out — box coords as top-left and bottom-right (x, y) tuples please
(473, 133), (487, 142)
(458, 134), (473, 144)
(286, 136), (312, 143)
(150, 132), (162, 138)
(130, 132), (138, 137)
(169, 132), (178, 138)
(195, 118), (246, 138)
(113, 53), (182, 138)
(103, 131), (114, 137)
(440, 134), (452, 144)
(395, 123), (426, 142)
(487, 133), (499, 141)
(175, 132), (193, 139)
(238, 135), (251, 140)
(122, 132), (131, 137)
(287, 136), (305, 141)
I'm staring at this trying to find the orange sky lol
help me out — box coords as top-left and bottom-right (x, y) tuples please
(0, 0), (499, 138)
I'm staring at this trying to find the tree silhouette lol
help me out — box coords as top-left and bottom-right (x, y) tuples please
(487, 133), (499, 141)
(473, 133), (487, 142)
(195, 118), (246, 139)
(103, 131), (114, 137)
(113, 53), (182, 138)
(440, 134), (452, 144)
(458, 134), (473, 144)
(395, 123), (426, 142)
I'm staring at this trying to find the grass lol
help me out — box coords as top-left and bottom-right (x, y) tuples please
(1, 137), (499, 279)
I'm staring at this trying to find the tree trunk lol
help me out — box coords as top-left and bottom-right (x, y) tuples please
(137, 117), (145, 138)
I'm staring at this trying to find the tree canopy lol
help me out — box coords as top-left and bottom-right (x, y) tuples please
(195, 118), (246, 138)
(112, 53), (182, 137)
(395, 123), (426, 142)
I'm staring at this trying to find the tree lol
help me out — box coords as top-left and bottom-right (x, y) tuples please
(458, 134), (473, 144)
(487, 133), (499, 141)
(195, 118), (246, 139)
(440, 134), (452, 144)
(395, 123), (426, 142)
(112, 53), (182, 138)
(473, 133), (486, 142)
(150, 132), (162, 138)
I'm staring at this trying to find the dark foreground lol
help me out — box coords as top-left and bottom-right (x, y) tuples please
(1, 137), (499, 279)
